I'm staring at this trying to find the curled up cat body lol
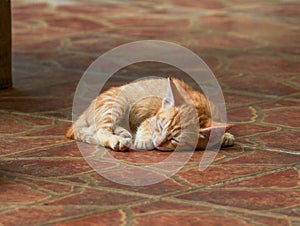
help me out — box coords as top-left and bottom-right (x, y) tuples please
(66, 77), (235, 151)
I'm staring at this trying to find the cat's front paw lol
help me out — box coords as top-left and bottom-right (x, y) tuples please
(114, 127), (132, 139)
(107, 135), (132, 151)
(222, 132), (235, 147)
(134, 138), (155, 150)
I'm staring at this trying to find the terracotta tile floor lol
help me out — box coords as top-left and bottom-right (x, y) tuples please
(1, 0), (300, 225)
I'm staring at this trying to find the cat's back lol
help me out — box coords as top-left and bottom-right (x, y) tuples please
(120, 77), (194, 104)
(123, 78), (168, 96)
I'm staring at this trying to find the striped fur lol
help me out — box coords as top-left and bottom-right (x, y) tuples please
(66, 77), (235, 151)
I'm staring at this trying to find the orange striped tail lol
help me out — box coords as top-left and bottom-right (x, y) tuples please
(66, 126), (75, 139)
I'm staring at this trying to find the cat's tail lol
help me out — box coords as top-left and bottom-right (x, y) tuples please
(66, 126), (75, 139)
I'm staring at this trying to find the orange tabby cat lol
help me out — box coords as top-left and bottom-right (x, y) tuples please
(66, 77), (234, 151)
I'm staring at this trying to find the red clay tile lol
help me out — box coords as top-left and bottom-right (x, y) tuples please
(272, 206), (300, 218)
(90, 173), (189, 196)
(221, 150), (300, 165)
(26, 121), (70, 136)
(0, 159), (95, 177)
(171, 0), (226, 9)
(41, 110), (72, 120)
(276, 45), (300, 55)
(109, 16), (190, 28)
(12, 3), (52, 21)
(45, 17), (107, 31)
(0, 179), (49, 204)
(87, 159), (186, 187)
(57, 3), (138, 16)
(199, 13), (288, 39)
(228, 211), (290, 226)
(29, 83), (76, 97)
(220, 168), (299, 188)
(13, 26), (76, 45)
(0, 137), (68, 156)
(187, 151), (226, 164)
(235, 55), (299, 74)
(56, 55), (96, 71)
(247, 2), (300, 18)
(106, 150), (172, 164)
(223, 75), (298, 96)
(263, 109), (300, 128)
(0, 113), (33, 134)
(132, 200), (210, 213)
(114, 26), (190, 40)
(24, 180), (73, 194)
(224, 93), (262, 109)
(229, 123), (278, 137)
(12, 22), (29, 33)
(0, 97), (72, 113)
(177, 190), (300, 210)
(292, 221), (300, 225)
(227, 107), (256, 123)
(16, 40), (62, 51)
(259, 131), (300, 152)
(176, 165), (274, 186)
(10, 113), (54, 126)
(12, 143), (85, 158)
(135, 213), (252, 226)
(14, 51), (72, 63)
(12, 2), (50, 12)
(197, 34), (257, 49)
(292, 76), (300, 86)
(258, 99), (300, 110)
(61, 177), (87, 184)
(56, 211), (124, 226)
(232, 137), (258, 147)
(46, 188), (144, 206)
(68, 34), (133, 54)
(0, 206), (99, 226)
(103, 147), (219, 165)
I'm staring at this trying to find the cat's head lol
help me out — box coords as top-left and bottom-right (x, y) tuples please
(151, 77), (232, 151)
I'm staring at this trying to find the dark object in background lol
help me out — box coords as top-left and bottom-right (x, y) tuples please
(0, 0), (12, 89)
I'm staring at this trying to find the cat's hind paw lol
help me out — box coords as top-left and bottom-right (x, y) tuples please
(222, 132), (235, 147)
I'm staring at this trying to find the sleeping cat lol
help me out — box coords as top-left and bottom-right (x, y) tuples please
(66, 77), (235, 151)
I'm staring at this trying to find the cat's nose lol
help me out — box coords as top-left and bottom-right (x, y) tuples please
(154, 139), (163, 147)
(156, 143), (163, 147)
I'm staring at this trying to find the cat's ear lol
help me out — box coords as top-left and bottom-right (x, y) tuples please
(199, 123), (234, 138)
(162, 77), (186, 109)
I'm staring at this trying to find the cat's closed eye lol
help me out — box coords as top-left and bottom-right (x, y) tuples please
(157, 121), (164, 131)
(169, 137), (180, 144)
